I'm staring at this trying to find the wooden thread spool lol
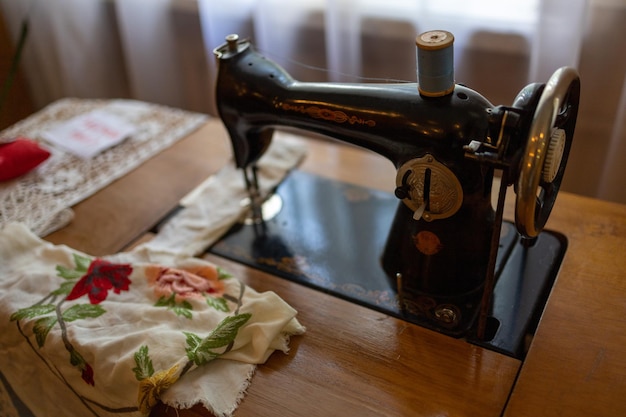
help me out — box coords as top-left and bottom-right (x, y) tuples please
(416, 30), (455, 97)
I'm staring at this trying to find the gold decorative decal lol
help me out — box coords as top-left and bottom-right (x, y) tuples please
(277, 102), (376, 127)
(413, 231), (443, 255)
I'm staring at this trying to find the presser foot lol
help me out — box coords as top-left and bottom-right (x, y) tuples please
(240, 193), (283, 225)
(240, 164), (283, 225)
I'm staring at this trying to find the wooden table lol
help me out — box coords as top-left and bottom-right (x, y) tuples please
(46, 119), (626, 417)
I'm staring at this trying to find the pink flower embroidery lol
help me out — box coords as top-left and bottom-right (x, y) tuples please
(66, 259), (133, 304)
(146, 264), (224, 302)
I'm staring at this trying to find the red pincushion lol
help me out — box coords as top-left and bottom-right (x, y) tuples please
(0, 137), (51, 181)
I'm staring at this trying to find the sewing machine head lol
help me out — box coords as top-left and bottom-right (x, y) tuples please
(212, 31), (580, 346)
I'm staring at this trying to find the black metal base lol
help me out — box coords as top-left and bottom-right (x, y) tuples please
(208, 170), (566, 359)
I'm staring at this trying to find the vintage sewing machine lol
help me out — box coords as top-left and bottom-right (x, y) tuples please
(210, 31), (580, 358)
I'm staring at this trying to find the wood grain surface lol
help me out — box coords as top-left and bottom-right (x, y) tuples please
(504, 193), (626, 417)
(43, 118), (626, 417)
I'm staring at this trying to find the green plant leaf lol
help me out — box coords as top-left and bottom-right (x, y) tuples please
(184, 313), (251, 366)
(62, 304), (106, 322)
(10, 304), (56, 321)
(132, 345), (154, 381)
(206, 297), (229, 312)
(33, 316), (57, 348)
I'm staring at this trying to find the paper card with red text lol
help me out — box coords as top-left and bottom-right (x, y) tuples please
(42, 110), (137, 159)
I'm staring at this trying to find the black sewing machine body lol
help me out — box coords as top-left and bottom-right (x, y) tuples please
(212, 34), (580, 355)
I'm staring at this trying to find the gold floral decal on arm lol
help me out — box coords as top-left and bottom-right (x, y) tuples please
(276, 102), (376, 127)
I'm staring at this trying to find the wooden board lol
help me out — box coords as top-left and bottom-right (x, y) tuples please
(42, 118), (626, 416)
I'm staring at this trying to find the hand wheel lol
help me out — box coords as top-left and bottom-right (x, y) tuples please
(515, 66), (581, 238)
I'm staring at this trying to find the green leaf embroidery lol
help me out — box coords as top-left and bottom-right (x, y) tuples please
(184, 331), (218, 365)
(217, 267), (232, 280)
(200, 313), (251, 350)
(10, 304), (56, 321)
(132, 345), (155, 381)
(154, 294), (172, 308)
(206, 297), (229, 312)
(184, 313), (251, 366)
(55, 265), (84, 280)
(174, 306), (193, 319)
(33, 316), (58, 348)
(155, 294), (193, 319)
(62, 304), (106, 322)
(72, 253), (92, 272)
(183, 332), (203, 360)
(69, 348), (86, 368)
(56, 253), (91, 280)
(51, 280), (79, 296)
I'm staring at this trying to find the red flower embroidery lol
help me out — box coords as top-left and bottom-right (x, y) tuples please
(66, 259), (132, 304)
(81, 363), (95, 386)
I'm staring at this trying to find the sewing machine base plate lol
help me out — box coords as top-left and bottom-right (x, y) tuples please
(209, 170), (566, 359)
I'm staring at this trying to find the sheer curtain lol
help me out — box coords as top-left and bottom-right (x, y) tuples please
(1, 0), (624, 203)
(0, 0), (128, 109)
(0, 0), (596, 113)
(0, 0), (210, 112)
(198, 0), (586, 101)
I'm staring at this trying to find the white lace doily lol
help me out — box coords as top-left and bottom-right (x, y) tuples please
(0, 98), (207, 236)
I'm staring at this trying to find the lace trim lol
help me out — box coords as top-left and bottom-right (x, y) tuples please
(0, 98), (207, 236)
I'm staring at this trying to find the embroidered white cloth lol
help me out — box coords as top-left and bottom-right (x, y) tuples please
(0, 131), (308, 416)
(0, 98), (207, 236)
(0, 223), (304, 417)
